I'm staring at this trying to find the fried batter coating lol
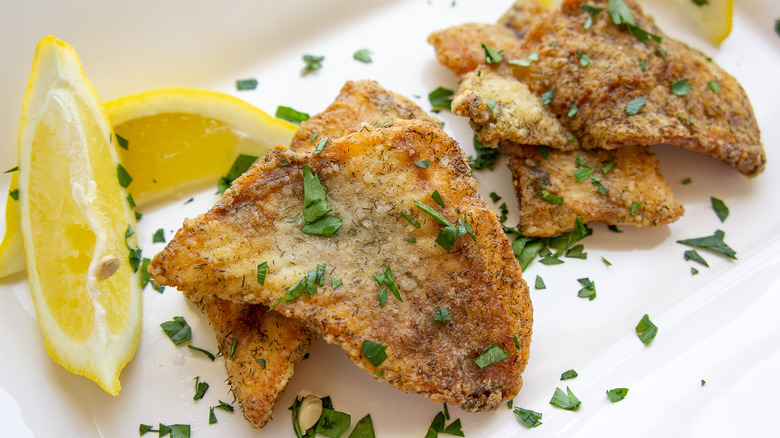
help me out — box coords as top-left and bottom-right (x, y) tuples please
(150, 120), (531, 412)
(193, 296), (316, 429)
(289, 80), (438, 152)
(436, 0), (764, 176)
(503, 143), (683, 237)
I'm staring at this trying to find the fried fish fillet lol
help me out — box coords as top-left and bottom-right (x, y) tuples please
(289, 79), (439, 152)
(503, 143), (684, 237)
(436, 0), (765, 176)
(150, 120), (532, 412)
(193, 296), (316, 429)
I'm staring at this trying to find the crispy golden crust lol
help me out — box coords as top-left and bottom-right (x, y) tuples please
(427, 23), (522, 77)
(289, 80), (439, 152)
(503, 143), (684, 237)
(150, 120), (531, 412)
(193, 296), (316, 429)
(431, 0), (765, 176)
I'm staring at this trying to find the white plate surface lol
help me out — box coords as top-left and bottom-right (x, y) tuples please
(1, 0), (780, 437)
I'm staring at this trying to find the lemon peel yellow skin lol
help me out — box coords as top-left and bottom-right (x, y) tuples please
(16, 36), (142, 396)
(104, 88), (298, 207)
(0, 173), (25, 278)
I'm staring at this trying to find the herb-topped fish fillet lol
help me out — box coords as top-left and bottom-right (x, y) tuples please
(150, 119), (531, 412)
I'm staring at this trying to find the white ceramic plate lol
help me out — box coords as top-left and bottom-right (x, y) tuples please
(2, 0), (779, 436)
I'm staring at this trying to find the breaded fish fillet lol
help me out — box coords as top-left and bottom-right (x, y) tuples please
(436, 0), (765, 176)
(290, 80), (439, 152)
(150, 120), (532, 412)
(193, 296), (316, 429)
(503, 142), (683, 237)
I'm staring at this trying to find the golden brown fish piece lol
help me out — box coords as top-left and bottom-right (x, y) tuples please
(428, 23), (523, 77)
(503, 142), (684, 237)
(289, 79), (438, 152)
(193, 296), (316, 429)
(150, 120), (532, 412)
(445, 0), (765, 176)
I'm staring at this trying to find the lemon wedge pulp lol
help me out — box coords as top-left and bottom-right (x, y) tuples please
(17, 36), (142, 395)
(104, 88), (298, 207)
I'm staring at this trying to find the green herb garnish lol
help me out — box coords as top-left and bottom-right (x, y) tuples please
(671, 79), (691, 96)
(550, 386), (581, 410)
(361, 340), (388, 367)
(349, 414), (375, 438)
(301, 54), (324, 75)
(474, 344), (509, 369)
(353, 48), (372, 63)
(577, 277), (597, 300)
(257, 261), (268, 285)
(276, 106), (310, 125)
(630, 200), (641, 216)
(117, 163), (133, 188)
(301, 165), (342, 236)
(710, 197), (729, 222)
(116, 134), (129, 150)
(235, 78), (258, 90)
(577, 52), (590, 67)
(581, 4), (604, 29)
(514, 407), (543, 428)
(469, 136), (500, 170)
(534, 275), (546, 290)
(607, 387), (629, 402)
(193, 376), (209, 401)
(373, 266), (401, 307)
(187, 345), (216, 361)
(433, 308), (452, 323)
(415, 158), (431, 168)
(400, 211), (421, 228)
(707, 80), (721, 93)
(429, 87), (454, 112)
(8, 189), (18, 201)
(424, 410), (464, 438)
(481, 42), (504, 63)
(636, 314), (658, 345)
(218, 154), (258, 194)
(626, 97), (647, 115)
(568, 104), (579, 118)
(161, 316), (191, 345)
(541, 90), (555, 107)
(677, 229), (737, 259)
(541, 188), (563, 205)
(561, 369), (578, 380)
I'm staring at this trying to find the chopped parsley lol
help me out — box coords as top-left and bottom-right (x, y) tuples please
(489, 192), (502, 203)
(707, 80), (721, 93)
(415, 158), (431, 168)
(117, 163), (133, 188)
(126, 193), (136, 209)
(350, 414), (375, 438)
(269, 264), (327, 310)
(315, 405), (351, 437)
(361, 340), (388, 367)
(139, 423), (190, 438)
(581, 4), (604, 29)
(160, 316), (191, 345)
(591, 176), (608, 195)
(577, 277), (597, 301)
(235, 78), (258, 90)
(602, 256), (613, 266)
(209, 401), (234, 425)
(229, 337), (237, 359)
(608, 0), (662, 45)
(353, 48), (373, 63)
(514, 407), (543, 428)
(511, 215), (592, 270)
(331, 277), (342, 289)
(534, 275), (546, 290)
(626, 97), (647, 115)
(539, 145), (551, 159)
(414, 200), (474, 251)
(481, 42), (504, 63)
(607, 387), (629, 402)
(116, 134), (129, 150)
(301, 165), (343, 236)
(152, 228), (165, 243)
(474, 344), (509, 369)
(433, 307), (453, 323)
(508, 51), (539, 67)
(566, 244), (587, 259)
(671, 79), (691, 96)
(561, 369), (579, 380)
(257, 261), (268, 285)
(775, 18), (780, 37)
(541, 90), (555, 107)
(682, 177), (692, 185)
(187, 345), (216, 361)
(540, 188), (563, 205)
(630, 200), (641, 216)
(275, 106), (310, 125)
(710, 197), (729, 222)
(429, 87), (454, 112)
(400, 211), (421, 228)
(550, 387), (581, 411)
(425, 409), (464, 437)
(313, 136), (330, 155)
(636, 314), (658, 345)
(8, 189), (18, 201)
(568, 104), (578, 118)
(373, 266), (402, 307)
(431, 190), (446, 208)
(218, 154), (258, 194)
(193, 376), (209, 401)
(124, 225), (142, 272)
(301, 54), (324, 75)
(677, 229), (737, 260)
(577, 52), (590, 67)
(469, 136), (500, 170)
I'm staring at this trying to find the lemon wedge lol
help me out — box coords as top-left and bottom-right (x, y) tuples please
(689, 0), (733, 44)
(0, 173), (25, 278)
(17, 36), (142, 395)
(104, 88), (298, 207)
